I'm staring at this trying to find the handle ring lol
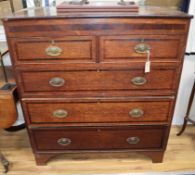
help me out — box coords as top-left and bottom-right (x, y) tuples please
(131, 76), (147, 86)
(129, 108), (144, 118)
(57, 138), (71, 146)
(126, 137), (140, 145)
(49, 77), (65, 87)
(134, 43), (151, 54)
(53, 109), (68, 118)
(45, 45), (62, 57)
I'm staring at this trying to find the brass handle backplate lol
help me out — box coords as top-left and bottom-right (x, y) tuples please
(49, 77), (65, 87)
(129, 108), (144, 118)
(45, 45), (62, 57)
(131, 76), (147, 86)
(126, 137), (140, 145)
(134, 43), (151, 54)
(57, 138), (71, 146)
(53, 109), (68, 118)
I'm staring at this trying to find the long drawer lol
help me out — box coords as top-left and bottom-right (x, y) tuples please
(23, 98), (174, 124)
(18, 68), (178, 94)
(31, 126), (166, 151)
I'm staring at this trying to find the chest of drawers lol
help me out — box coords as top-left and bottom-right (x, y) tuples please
(2, 5), (192, 165)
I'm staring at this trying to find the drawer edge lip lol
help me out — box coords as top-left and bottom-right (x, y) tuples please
(2, 13), (193, 22)
(21, 96), (175, 102)
(20, 92), (177, 98)
(34, 148), (165, 154)
(28, 123), (169, 129)
(28, 124), (169, 130)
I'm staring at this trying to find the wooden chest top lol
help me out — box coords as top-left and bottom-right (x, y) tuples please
(2, 6), (192, 20)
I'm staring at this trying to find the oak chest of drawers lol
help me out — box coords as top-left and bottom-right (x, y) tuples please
(2, 5), (192, 165)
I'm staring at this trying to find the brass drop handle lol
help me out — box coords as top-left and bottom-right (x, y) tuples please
(53, 109), (68, 118)
(134, 43), (151, 54)
(129, 108), (144, 118)
(45, 44), (62, 57)
(57, 138), (71, 146)
(49, 77), (65, 87)
(126, 137), (140, 145)
(131, 76), (147, 86)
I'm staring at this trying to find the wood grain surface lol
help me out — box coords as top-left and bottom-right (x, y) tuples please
(0, 126), (195, 174)
(2, 6), (191, 165)
(31, 126), (166, 151)
(23, 99), (173, 124)
(18, 69), (178, 93)
(11, 36), (96, 62)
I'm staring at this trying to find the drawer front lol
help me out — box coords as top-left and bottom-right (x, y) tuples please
(11, 36), (96, 63)
(4, 18), (189, 38)
(31, 126), (166, 151)
(23, 99), (174, 124)
(18, 68), (178, 93)
(100, 35), (183, 62)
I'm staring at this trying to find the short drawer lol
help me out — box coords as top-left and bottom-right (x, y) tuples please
(23, 98), (174, 124)
(10, 36), (96, 63)
(18, 68), (178, 93)
(31, 126), (166, 151)
(100, 35), (183, 62)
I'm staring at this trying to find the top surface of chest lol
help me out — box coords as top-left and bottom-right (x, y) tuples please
(3, 5), (192, 20)
(2, 6), (192, 39)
